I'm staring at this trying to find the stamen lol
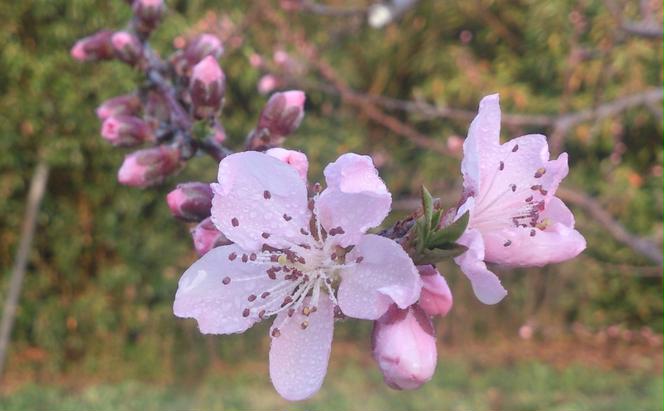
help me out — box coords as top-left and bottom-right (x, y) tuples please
(534, 167), (546, 178)
(222, 276), (231, 285)
(283, 214), (292, 221)
(271, 328), (281, 338)
(512, 144), (519, 152)
(262, 232), (271, 239)
(503, 240), (512, 247)
(242, 308), (250, 317)
(263, 190), (272, 199)
(499, 161), (505, 171)
(300, 320), (309, 330)
(231, 217), (239, 227)
(247, 294), (257, 302)
(228, 252), (237, 261)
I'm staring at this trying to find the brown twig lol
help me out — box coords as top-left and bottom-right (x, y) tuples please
(0, 161), (50, 380)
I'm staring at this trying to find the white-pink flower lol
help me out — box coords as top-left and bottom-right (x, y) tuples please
(173, 151), (421, 401)
(455, 94), (586, 304)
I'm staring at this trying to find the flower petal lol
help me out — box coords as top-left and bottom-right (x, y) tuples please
(265, 147), (309, 181)
(483, 197), (586, 267)
(269, 296), (334, 401)
(316, 153), (391, 247)
(454, 229), (507, 305)
(338, 234), (421, 320)
(173, 244), (280, 334)
(211, 151), (310, 251)
(461, 93), (501, 195)
(417, 266), (454, 317)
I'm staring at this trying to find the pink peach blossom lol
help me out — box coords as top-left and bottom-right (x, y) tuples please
(454, 94), (586, 304)
(174, 151), (421, 401)
(265, 148), (309, 181)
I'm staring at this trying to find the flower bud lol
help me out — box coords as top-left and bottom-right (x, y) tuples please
(117, 145), (182, 187)
(101, 115), (154, 146)
(71, 30), (115, 62)
(257, 74), (279, 95)
(96, 94), (142, 120)
(212, 123), (227, 143)
(372, 304), (437, 390)
(189, 56), (225, 119)
(166, 182), (213, 222)
(191, 217), (233, 256)
(132, 0), (165, 34)
(417, 265), (453, 317)
(265, 148), (308, 180)
(111, 31), (143, 65)
(172, 34), (224, 75)
(257, 90), (305, 137)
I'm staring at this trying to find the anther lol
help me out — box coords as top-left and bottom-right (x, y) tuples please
(534, 167), (546, 178)
(271, 328), (281, 338)
(258, 310), (266, 319)
(313, 182), (321, 193)
(288, 308), (295, 317)
(261, 291), (270, 299)
(539, 189), (548, 196)
(510, 184), (517, 192)
(283, 214), (292, 221)
(231, 217), (239, 227)
(262, 232), (271, 239)
(503, 240), (512, 247)
(228, 252), (237, 261)
(241, 254), (248, 263)
(263, 190), (272, 199)
(525, 195), (533, 203)
(300, 321), (309, 330)
(512, 144), (519, 152)
(242, 308), (250, 317)
(247, 294), (257, 302)
(308, 199), (315, 211)
(300, 228), (310, 236)
(302, 307), (311, 316)
(355, 256), (364, 263)
(530, 184), (542, 191)
(530, 229), (536, 237)
(499, 161), (505, 171)
(222, 276), (231, 285)
(250, 253), (257, 261)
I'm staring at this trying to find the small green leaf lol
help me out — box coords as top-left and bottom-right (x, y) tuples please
(421, 186), (434, 231)
(413, 244), (469, 265)
(427, 211), (470, 248)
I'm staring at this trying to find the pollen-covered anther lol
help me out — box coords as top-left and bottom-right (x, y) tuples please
(247, 294), (257, 302)
(271, 328), (281, 338)
(263, 190), (272, 199)
(261, 291), (270, 299)
(300, 320), (309, 330)
(242, 308), (250, 317)
(302, 306), (312, 316)
(228, 252), (237, 261)
(534, 167), (546, 178)
(328, 226), (346, 236)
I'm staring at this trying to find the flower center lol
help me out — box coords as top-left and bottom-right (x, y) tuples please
(470, 144), (552, 244)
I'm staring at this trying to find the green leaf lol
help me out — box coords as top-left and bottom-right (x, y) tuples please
(413, 244), (469, 265)
(421, 186), (434, 231)
(427, 211), (470, 248)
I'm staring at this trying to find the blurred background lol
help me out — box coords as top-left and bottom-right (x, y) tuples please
(0, 0), (662, 410)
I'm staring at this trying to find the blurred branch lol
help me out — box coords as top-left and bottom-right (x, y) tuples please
(300, 1), (367, 17)
(0, 161), (49, 380)
(621, 21), (664, 38)
(556, 187), (663, 266)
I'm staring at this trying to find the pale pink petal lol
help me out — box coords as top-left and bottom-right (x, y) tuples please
(454, 229), (507, 305)
(338, 234), (421, 320)
(483, 197), (586, 267)
(417, 266), (453, 317)
(461, 93), (501, 195)
(211, 151), (310, 251)
(265, 147), (309, 181)
(269, 297), (334, 401)
(316, 153), (391, 247)
(173, 244), (282, 334)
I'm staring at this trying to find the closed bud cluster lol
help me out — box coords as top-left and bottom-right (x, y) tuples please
(372, 304), (437, 390)
(132, 0), (165, 35)
(417, 265), (453, 317)
(191, 217), (233, 256)
(101, 115), (154, 147)
(96, 94), (142, 120)
(257, 90), (305, 137)
(171, 34), (224, 76)
(166, 182), (213, 222)
(189, 56), (225, 119)
(71, 30), (115, 62)
(117, 145), (182, 187)
(111, 31), (143, 65)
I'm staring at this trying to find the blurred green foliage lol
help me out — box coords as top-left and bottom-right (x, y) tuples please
(0, 0), (661, 383)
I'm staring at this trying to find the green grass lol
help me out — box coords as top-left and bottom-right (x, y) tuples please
(2, 359), (661, 411)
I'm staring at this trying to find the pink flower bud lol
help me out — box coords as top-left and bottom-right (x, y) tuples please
(248, 53), (263, 68)
(265, 148), (308, 180)
(417, 265), (453, 317)
(257, 74), (279, 95)
(191, 217), (233, 256)
(117, 146), (182, 188)
(111, 31), (143, 65)
(212, 123), (227, 143)
(96, 94), (142, 120)
(172, 34), (224, 75)
(132, 0), (165, 34)
(257, 90), (306, 137)
(101, 115), (154, 146)
(71, 30), (115, 62)
(372, 304), (437, 390)
(189, 56), (225, 118)
(166, 182), (213, 222)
